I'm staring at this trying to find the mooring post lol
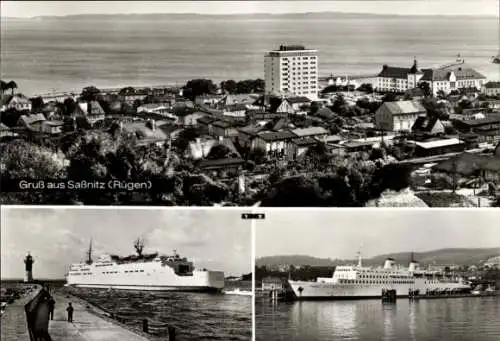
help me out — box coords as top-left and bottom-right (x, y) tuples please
(142, 319), (148, 333)
(168, 326), (176, 341)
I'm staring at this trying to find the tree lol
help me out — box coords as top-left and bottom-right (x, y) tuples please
(63, 97), (77, 117)
(30, 97), (44, 113)
(332, 94), (347, 115)
(220, 80), (237, 94)
(80, 86), (101, 102)
(0, 80), (7, 95)
(173, 127), (201, 154)
(133, 237), (145, 257)
(119, 87), (135, 96)
(6, 80), (18, 95)
(182, 79), (217, 101)
(261, 175), (328, 207)
(381, 93), (398, 102)
(357, 83), (374, 93)
(418, 82), (431, 97)
(206, 144), (234, 159)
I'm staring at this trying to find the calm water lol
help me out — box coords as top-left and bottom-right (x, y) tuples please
(1, 15), (498, 96)
(256, 296), (500, 341)
(68, 283), (252, 341)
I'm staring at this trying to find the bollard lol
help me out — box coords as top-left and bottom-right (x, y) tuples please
(142, 319), (149, 333)
(168, 326), (176, 341)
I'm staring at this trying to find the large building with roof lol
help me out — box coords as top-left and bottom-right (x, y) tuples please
(376, 59), (423, 93)
(420, 62), (487, 96)
(375, 56), (487, 95)
(264, 45), (318, 101)
(374, 100), (427, 132)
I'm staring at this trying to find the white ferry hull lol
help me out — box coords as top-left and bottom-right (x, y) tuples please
(289, 280), (470, 300)
(66, 261), (225, 292)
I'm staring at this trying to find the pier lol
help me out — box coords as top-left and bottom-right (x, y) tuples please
(48, 291), (151, 341)
(1, 284), (41, 341)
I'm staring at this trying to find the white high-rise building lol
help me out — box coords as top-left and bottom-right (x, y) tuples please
(264, 45), (318, 100)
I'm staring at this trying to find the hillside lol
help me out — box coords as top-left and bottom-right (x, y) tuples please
(256, 248), (500, 268)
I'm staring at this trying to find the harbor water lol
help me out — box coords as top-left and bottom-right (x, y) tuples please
(66, 280), (252, 341)
(256, 296), (500, 341)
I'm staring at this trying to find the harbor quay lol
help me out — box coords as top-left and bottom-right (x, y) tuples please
(0, 283), (158, 341)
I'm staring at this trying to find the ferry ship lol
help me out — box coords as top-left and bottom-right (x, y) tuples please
(65, 241), (224, 292)
(288, 253), (471, 300)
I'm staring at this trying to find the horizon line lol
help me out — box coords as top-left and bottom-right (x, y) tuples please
(1, 11), (498, 20)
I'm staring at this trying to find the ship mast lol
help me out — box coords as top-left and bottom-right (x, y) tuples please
(86, 239), (93, 265)
(357, 251), (362, 267)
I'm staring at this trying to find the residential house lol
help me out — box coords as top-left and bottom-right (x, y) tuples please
(0, 123), (18, 138)
(196, 158), (246, 178)
(0, 94), (32, 112)
(315, 107), (336, 120)
(246, 110), (288, 121)
(42, 101), (63, 120)
(198, 116), (216, 135)
(17, 113), (64, 135)
(411, 116), (445, 135)
(420, 64), (487, 96)
(177, 111), (206, 127)
(375, 100), (426, 132)
(481, 157), (500, 183)
(186, 137), (240, 160)
(73, 101), (106, 125)
(251, 130), (296, 157)
(291, 126), (329, 139)
(482, 81), (500, 96)
(453, 115), (500, 143)
(449, 108), (487, 121)
(432, 152), (500, 184)
(122, 120), (170, 147)
(270, 98), (295, 115)
(287, 137), (319, 160)
(17, 113), (46, 128)
(121, 88), (150, 103)
(211, 120), (240, 138)
(222, 103), (248, 119)
(286, 96), (312, 114)
(216, 94), (259, 109)
(195, 94), (225, 107)
(411, 138), (465, 157)
(237, 124), (267, 149)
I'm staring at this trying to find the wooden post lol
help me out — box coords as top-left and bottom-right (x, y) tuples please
(142, 319), (148, 333)
(168, 326), (176, 341)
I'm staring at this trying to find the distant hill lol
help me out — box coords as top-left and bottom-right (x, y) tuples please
(257, 248), (500, 268)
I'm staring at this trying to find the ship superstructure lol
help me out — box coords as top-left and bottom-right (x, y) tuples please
(66, 241), (224, 292)
(288, 253), (471, 299)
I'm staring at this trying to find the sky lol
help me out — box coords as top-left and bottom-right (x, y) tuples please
(1, 1), (498, 18)
(256, 209), (500, 259)
(1, 207), (252, 279)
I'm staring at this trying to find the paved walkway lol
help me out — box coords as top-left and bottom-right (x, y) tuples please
(48, 292), (149, 341)
(0, 285), (41, 341)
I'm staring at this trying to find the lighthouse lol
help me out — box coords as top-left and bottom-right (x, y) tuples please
(24, 252), (34, 283)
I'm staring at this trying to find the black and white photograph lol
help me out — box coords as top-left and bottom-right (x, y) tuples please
(1, 1), (499, 207)
(0, 207), (252, 341)
(255, 209), (500, 341)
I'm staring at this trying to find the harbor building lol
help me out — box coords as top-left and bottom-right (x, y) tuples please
(376, 59), (423, 93)
(264, 45), (318, 100)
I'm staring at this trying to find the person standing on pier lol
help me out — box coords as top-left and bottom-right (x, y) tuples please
(66, 302), (74, 322)
(48, 296), (55, 320)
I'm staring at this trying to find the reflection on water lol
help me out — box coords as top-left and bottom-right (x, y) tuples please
(256, 297), (500, 341)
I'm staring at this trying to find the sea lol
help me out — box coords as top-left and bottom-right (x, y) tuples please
(0, 14), (498, 97)
(67, 280), (252, 341)
(256, 296), (500, 341)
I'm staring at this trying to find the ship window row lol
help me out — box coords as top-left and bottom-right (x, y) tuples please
(95, 264), (113, 267)
(339, 279), (414, 284)
(359, 275), (410, 279)
(72, 272), (93, 275)
(124, 270), (145, 273)
(103, 271), (119, 274)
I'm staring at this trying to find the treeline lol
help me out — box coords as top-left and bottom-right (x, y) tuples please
(255, 265), (335, 282)
(182, 78), (264, 100)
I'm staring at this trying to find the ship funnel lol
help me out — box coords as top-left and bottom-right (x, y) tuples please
(383, 258), (395, 270)
(408, 261), (419, 272)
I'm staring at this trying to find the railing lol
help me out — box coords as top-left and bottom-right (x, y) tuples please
(24, 286), (51, 341)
